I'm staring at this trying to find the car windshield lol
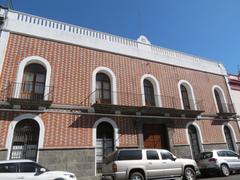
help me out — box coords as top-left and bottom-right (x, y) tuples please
(199, 152), (213, 159)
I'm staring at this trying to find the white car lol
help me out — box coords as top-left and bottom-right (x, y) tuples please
(0, 159), (77, 180)
(198, 149), (240, 177)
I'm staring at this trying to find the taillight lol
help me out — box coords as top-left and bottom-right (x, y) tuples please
(112, 163), (117, 172)
(208, 158), (217, 163)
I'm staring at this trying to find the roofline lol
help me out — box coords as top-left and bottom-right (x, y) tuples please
(5, 8), (222, 65)
(0, 8), (227, 76)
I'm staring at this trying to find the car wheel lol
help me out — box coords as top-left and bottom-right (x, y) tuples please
(183, 167), (196, 180)
(221, 164), (230, 177)
(129, 172), (144, 180)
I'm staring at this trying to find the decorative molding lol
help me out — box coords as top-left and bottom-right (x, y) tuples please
(212, 85), (228, 113)
(91, 66), (117, 105)
(222, 123), (238, 152)
(1, 8), (227, 76)
(92, 117), (119, 176)
(5, 113), (45, 161)
(14, 56), (51, 100)
(178, 80), (197, 110)
(186, 121), (204, 158)
(140, 74), (161, 107)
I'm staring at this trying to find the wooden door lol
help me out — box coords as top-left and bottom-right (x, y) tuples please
(143, 124), (168, 149)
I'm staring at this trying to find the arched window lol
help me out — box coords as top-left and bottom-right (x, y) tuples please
(214, 89), (224, 113)
(144, 79), (156, 106)
(10, 119), (40, 161)
(181, 84), (191, 110)
(96, 73), (111, 104)
(96, 122), (114, 173)
(224, 126), (235, 151)
(21, 64), (46, 100)
(178, 81), (196, 110)
(188, 125), (201, 159)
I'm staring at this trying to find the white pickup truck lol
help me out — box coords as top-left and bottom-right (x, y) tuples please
(102, 149), (200, 180)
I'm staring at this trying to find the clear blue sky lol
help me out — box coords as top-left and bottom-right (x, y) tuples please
(1, 0), (240, 74)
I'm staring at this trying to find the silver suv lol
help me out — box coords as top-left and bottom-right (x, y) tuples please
(197, 149), (240, 177)
(102, 149), (200, 180)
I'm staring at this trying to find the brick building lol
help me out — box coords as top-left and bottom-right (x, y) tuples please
(0, 8), (239, 178)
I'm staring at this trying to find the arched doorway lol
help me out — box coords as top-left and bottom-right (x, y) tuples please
(224, 126), (235, 151)
(96, 122), (114, 173)
(188, 125), (201, 159)
(10, 119), (40, 161)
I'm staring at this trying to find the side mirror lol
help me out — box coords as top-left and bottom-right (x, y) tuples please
(40, 168), (47, 173)
(171, 155), (177, 161)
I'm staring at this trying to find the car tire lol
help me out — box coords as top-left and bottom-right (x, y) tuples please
(129, 172), (144, 180)
(221, 164), (230, 177)
(183, 167), (196, 180)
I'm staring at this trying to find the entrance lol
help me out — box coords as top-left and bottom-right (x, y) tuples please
(10, 119), (40, 161)
(143, 124), (169, 149)
(188, 125), (201, 159)
(96, 122), (114, 173)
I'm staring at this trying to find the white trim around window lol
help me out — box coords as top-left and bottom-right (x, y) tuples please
(212, 85), (228, 113)
(140, 74), (161, 107)
(91, 66), (117, 105)
(178, 80), (197, 110)
(5, 113), (45, 162)
(14, 56), (52, 100)
(186, 121), (204, 158)
(222, 123), (238, 152)
(92, 117), (119, 176)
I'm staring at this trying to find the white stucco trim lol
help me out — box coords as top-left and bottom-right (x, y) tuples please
(178, 80), (197, 110)
(186, 122), (204, 159)
(92, 117), (119, 176)
(212, 85), (228, 113)
(14, 56), (52, 100)
(140, 74), (161, 107)
(5, 113), (45, 161)
(92, 117), (119, 148)
(2, 9), (227, 76)
(222, 123), (238, 152)
(91, 66), (117, 105)
(0, 31), (10, 77)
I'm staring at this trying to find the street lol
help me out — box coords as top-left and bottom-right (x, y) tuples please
(198, 174), (240, 180)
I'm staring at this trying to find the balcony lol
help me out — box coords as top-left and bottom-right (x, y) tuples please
(7, 82), (54, 108)
(216, 103), (236, 117)
(81, 90), (204, 118)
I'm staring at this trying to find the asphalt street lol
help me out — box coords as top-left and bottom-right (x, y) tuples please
(198, 174), (240, 180)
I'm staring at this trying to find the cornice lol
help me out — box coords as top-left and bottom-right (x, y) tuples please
(0, 8), (227, 76)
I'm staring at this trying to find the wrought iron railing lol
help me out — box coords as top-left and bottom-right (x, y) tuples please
(218, 103), (236, 114)
(81, 90), (204, 111)
(7, 82), (54, 102)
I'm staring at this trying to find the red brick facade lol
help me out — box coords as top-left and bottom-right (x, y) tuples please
(0, 33), (239, 150)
